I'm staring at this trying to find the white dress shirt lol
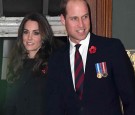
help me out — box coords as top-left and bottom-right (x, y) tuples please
(69, 33), (90, 89)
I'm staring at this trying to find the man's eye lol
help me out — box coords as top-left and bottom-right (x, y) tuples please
(71, 17), (78, 21)
(82, 15), (89, 20)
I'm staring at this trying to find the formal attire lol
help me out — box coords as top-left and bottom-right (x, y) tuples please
(4, 59), (47, 115)
(46, 33), (135, 115)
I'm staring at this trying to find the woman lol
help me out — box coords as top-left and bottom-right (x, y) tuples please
(4, 12), (53, 115)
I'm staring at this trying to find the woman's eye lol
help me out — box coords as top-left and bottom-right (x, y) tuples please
(34, 31), (40, 35)
(23, 30), (28, 34)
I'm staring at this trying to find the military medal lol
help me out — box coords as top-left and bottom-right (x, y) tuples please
(95, 63), (103, 78)
(100, 62), (108, 77)
(97, 72), (102, 78)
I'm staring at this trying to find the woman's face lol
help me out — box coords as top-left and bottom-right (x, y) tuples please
(22, 20), (42, 58)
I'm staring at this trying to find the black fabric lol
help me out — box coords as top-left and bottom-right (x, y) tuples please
(45, 33), (135, 115)
(4, 59), (47, 115)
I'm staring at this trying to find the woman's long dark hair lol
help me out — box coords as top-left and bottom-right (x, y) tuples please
(7, 12), (53, 82)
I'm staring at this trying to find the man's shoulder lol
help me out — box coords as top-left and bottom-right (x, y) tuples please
(91, 33), (120, 41)
(91, 33), (122, 45)
(90, 33), (125, 52)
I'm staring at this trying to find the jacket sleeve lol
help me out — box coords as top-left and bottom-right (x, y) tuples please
(44, 55), (65, 115)
(111, 39), (135, 115)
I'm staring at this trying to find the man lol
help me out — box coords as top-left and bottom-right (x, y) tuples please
(45, 0), (135, 115)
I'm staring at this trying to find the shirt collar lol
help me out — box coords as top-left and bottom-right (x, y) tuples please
(69, 32), (91, 49)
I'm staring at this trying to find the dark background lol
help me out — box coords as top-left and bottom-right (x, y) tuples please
(2, 0), (62, 16)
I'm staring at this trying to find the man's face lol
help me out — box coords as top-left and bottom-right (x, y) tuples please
(60, 0), (90, 44)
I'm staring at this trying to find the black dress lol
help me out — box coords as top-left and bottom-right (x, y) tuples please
(4, 59), (47, 115)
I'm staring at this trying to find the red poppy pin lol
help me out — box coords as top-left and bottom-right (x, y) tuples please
(89, 46), (97, 54)
(41, 65), (48, 74)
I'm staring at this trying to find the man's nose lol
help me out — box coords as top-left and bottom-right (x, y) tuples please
(78, 19), (84, 27)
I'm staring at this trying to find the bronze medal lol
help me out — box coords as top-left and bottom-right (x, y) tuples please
(102, 73), (108, 77)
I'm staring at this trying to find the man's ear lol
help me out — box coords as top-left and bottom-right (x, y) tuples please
(60, 14), (65, 25)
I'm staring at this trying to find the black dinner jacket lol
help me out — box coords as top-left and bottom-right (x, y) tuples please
(46, 33), (135, 115)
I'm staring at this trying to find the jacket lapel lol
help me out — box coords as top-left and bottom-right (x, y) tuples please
(83, 34), (100, 98)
